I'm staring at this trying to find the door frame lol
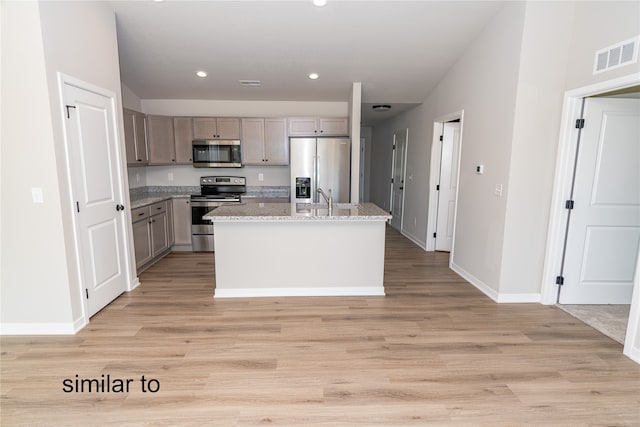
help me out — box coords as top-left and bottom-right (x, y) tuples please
(427, 110), (464, 254)
(540, 72), (640, 362)
(57, 73), (136, 329)
(389, 128), (409, 230)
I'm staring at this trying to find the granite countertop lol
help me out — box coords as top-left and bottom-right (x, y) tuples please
(129, 186), (198, 210)
(204, 202), (391, 222)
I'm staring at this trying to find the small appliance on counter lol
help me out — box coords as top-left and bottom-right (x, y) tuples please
(190, 176), (245, 251)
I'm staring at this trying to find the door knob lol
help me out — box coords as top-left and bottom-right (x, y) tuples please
(116, 204), (125, 211)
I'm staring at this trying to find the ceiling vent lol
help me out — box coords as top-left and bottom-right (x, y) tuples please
(593, 36), (639, 74)
(239, 80), (261, 87)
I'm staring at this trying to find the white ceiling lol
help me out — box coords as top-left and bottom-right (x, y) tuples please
(108, 0), (506, 125)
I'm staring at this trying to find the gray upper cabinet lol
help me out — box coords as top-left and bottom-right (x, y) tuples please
(147, 115), (176, 164)
(173, 117), (193, 164)
(123, 108), (148, 165)
(288, 117), (348, 137)
(193, 117), (240, 140)
(241, 118), (289, 166)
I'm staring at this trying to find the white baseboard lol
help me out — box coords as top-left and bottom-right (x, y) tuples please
(497, 293), (541, 303)
(401, 229), (427, 250)
(0, 322), (78, 335)
(451, 262), (499, 302)
(128, 277), (141, 291)
(451, 262), (543, 303)
(624, 345), (640, 364)
(215, 286), (386, 298)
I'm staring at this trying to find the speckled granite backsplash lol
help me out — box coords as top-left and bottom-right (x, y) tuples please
(129, 185), (289, 199)
(129, 186), (200, 199)
(244, 186), (290, 198)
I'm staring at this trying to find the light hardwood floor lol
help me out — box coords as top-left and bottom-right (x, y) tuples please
(2, 227), (639, 426)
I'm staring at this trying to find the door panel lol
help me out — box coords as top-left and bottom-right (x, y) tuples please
(435, 122), (460, 251)
(390, 130), (407, 231)
(64, 83), (128, 317)
(560, 98), (640, 304)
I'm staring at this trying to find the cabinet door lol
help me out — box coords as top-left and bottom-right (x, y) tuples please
(173, 117), (193, 163)
(172, 198), (192, 245)
(264, 118), (289, 165)
(241, 118), (266, 165)
(134, 111), (149, 165)
(123, 109), (137, 164)
(147, 115), (175, 164)
(166, 200), (175, 247)
(151, 212), (169, 255)
(132, 218), (152, 269)
(319, 117), (348, 136)
(193, 117), (217, 139)
(216, 117), (241, 139)
(288, 117), (319, 136)
(134, 112), (148, 163)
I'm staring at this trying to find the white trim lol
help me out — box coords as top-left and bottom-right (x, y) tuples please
(214, 287), (386, 298)
(427, 111), (464, 253)
(624, 252), (640, 363)
(496, 293), (541, 303)
(0, 322), (78, 335)
(541, 73), (640, 305)
(451, 261), (499, 302)
(401, 229), (427, 250)
(57, 73), (136, 326)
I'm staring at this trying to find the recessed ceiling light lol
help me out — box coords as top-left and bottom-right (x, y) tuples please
(313, 0), (327, 6)
(372, 104), (392, 112)
(195, 71), (207, 78)
(308, 73), (319, 80)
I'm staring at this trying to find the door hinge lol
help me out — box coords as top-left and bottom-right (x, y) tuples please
(436, 184), (440, 191)
(555, 276), (564, 286)
(575, 118), (585, 129)
(65, 105), (76, 119)
(439, 135), (443, 141)
(565, 200), (574, 210)
(76, 201), (80, 213)
(85, 289), (89, 299)
(433, 232), (437, 238)
(392, 143), (396, 150)
(391, 178), (394, 184)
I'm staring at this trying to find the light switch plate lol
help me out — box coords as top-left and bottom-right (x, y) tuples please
(32, 187), (44, 203)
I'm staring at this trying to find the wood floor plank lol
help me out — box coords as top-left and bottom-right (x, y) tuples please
(1, 226), (639, 425)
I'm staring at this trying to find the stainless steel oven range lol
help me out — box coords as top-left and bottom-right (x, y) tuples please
(191, 176), (245, 252)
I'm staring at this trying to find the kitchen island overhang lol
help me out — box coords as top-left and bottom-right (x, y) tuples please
(204, 202), (392, 298)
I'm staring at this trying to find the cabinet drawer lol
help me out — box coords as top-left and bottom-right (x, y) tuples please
(150, 202), (167, 215)
(132, 206), (150, 222)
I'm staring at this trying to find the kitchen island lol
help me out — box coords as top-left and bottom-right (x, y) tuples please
(204, 202), (391, 298)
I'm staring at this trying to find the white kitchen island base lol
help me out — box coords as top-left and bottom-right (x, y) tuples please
(207, 203), (391, 298)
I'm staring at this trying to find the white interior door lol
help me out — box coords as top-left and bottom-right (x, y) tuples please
(560, 97), (640, 304)
(63, 82), (128, 317)
(390, 129), (408, 230)
(435, 121), (460, 251)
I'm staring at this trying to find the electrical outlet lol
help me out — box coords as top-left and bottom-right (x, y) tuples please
(135, 173), (140, 182)
(258, 173), (264, 182)
(168, 172), (174, 181)
(31, 187), (44, 204)
(494, 184), (503, 197)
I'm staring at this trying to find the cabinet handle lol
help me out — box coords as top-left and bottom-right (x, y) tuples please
(138, 212), (145, 216)
(137, 159), (142, 162)
(172, 159), (175, 162)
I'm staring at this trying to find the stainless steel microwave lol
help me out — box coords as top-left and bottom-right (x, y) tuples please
(192, 140), (242, 168)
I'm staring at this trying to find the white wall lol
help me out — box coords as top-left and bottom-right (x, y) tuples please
(499, 1), (575, 297)
(1, 1), (74, 326)
(1, 1), (126, 331)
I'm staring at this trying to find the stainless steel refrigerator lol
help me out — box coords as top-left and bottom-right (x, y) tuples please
(290, 137), (351, 203)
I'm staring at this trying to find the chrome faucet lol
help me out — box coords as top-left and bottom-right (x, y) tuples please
(317, 188), (333, 214)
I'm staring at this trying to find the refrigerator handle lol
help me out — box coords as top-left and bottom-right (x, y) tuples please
(313, 154), (318, 203)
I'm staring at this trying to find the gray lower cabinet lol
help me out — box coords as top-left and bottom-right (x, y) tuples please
(131, 200), (172, 271)
(172, 198), (192, 246)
